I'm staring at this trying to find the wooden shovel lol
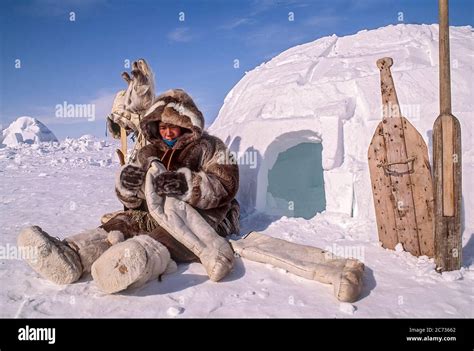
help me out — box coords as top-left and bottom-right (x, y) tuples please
(433, 0), (462, 271)
(368, 58), (434, 257)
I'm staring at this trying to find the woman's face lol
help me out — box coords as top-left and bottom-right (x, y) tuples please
(159, 123), (182, 140)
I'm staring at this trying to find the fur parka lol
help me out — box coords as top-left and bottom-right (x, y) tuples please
(115, 89), (240, 237)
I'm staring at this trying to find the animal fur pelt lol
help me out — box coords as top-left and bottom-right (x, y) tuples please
(106, 58), (156, 139)
(122, 59), (156, 114)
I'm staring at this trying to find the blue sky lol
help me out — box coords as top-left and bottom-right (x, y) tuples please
(1, 0), (473, 139)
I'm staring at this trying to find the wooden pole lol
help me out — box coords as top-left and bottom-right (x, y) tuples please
(116, 127), (127, 166)
(433, 0), (462, 271)
(439, 0), (451, 116)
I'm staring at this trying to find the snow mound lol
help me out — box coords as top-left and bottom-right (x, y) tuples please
(209, 24), (474, 228)
(1, 116), (58, 146)
(63, 134), (108, 152)
(0, 133), (115, 170)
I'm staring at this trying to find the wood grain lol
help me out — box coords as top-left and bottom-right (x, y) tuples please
(368, 57), (434, 257)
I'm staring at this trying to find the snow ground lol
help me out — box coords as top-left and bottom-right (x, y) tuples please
(1, 139), (472, 318)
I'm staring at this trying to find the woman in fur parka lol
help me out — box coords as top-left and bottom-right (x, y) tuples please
(18, 89), (240, 293)
(109, 89), (240, 262)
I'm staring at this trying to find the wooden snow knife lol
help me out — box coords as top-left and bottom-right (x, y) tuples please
(368, 57), (434, 257)
(433, 0), (462, 271)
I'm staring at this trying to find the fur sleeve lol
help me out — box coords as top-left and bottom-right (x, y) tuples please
(175, 138), (239, 210)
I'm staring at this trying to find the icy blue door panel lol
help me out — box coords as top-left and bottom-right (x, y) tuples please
(267, 142), (325, 219)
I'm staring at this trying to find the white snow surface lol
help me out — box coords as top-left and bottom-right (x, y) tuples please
(1, 24), (473, 318)
(0, 138), (472, 318)
(209, 24), (474, 228)
(1, 116), (58, 147)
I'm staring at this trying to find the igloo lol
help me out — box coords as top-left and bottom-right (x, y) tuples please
(1, 116), (58, 146)
(209, 24), (474, 224)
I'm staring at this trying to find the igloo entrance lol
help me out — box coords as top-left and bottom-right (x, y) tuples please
(265, 142), (326, 219)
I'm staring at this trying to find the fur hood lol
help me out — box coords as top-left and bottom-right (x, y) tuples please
(140, 89), (205, 150)
(117, 89), (240, 240)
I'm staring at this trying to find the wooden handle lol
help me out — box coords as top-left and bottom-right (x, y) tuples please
(116, 149), (125, 166)
(441, 115), (454, 216)
(439, 0), (454, 215)
(120, 127), (127, 164)
(377, 57), (401, 118)
(439, 0), (452, 114)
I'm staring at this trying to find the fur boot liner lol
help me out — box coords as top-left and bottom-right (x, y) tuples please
(91, 235), (175, 294)
(66, 228), (124, 273)
(145, 161), (234, 282)
(230, 231), (365, 302)
(18, 226), (83, 285)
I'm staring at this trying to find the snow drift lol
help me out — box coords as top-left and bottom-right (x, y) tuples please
(209, 24), (474, 228)
(1, 116), (58, 146)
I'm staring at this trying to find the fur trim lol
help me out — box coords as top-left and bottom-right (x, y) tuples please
(172, 127), (202, 150)
(166, 102), (203, 129)
(140, 89), (204, 146)
(144, 99), (166, 117)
